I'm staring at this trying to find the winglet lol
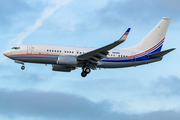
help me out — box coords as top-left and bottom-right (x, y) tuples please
(118, 28), (131, 42)
(124, 28), (131, 35)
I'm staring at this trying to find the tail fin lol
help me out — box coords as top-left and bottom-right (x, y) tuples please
(132, 18), (171, 54)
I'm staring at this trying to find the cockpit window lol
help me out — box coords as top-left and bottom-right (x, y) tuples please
(12, 47), (20, 50)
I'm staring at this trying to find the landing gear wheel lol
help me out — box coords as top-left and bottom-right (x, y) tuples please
(21, 66), (25, 70)
(81, 71), (87, 77)
(85, 68), (91, 74)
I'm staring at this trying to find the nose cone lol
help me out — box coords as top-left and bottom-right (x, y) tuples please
(3, 50), (9, 57)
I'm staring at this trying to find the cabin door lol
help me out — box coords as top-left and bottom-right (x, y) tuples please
(27, 45), (32, 54)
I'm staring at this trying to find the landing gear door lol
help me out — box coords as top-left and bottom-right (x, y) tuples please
(27, 45), (32, 54)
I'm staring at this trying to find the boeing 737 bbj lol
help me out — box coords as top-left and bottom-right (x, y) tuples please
(3, 18), (175, 77)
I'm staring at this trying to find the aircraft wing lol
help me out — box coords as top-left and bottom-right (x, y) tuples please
(77, 28), (131, 63)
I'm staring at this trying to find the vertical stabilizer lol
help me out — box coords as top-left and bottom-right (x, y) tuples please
(131, 18), (171, 53)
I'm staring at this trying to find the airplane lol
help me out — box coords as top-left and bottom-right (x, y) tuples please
(3, 17), (175, 77)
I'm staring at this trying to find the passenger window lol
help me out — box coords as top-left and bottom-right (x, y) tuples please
(52, 50), (54, 52)
(65, 51), (66, 53)
(47, 50), (49, 52)
(49, 50), (51, 52)
(55, 50), (56, 52)
(57, 50), (59, 52)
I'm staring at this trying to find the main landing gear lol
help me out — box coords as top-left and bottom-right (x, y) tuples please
(81, 67), (91, 77)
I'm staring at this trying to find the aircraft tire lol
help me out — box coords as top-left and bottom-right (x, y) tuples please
(81, 71), (87, 77)
(21, 66), (25, 70)
(85, 68), (91, 74)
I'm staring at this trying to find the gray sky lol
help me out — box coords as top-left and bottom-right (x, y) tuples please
(0, 0), (180, 120)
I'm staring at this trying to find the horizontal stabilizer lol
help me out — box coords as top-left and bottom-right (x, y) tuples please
(148, 48), (175, 58)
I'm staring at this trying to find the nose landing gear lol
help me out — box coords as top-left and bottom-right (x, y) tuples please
(15, 60), (25, 70)
(21, 65), (25, 70)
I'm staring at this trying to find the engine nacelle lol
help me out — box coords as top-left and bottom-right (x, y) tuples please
(57, 55), (78, 67)
(52, 64), (74, 72)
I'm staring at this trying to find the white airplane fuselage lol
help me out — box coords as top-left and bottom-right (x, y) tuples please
(3, 18), (174, 77)
(3, 43), (162, 68)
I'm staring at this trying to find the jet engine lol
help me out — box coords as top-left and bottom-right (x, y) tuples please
(57, 55), (78, 67)
(52, 64), (75, 72)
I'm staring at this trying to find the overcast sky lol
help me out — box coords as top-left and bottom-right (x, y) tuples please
(0, 0), (180, 120)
